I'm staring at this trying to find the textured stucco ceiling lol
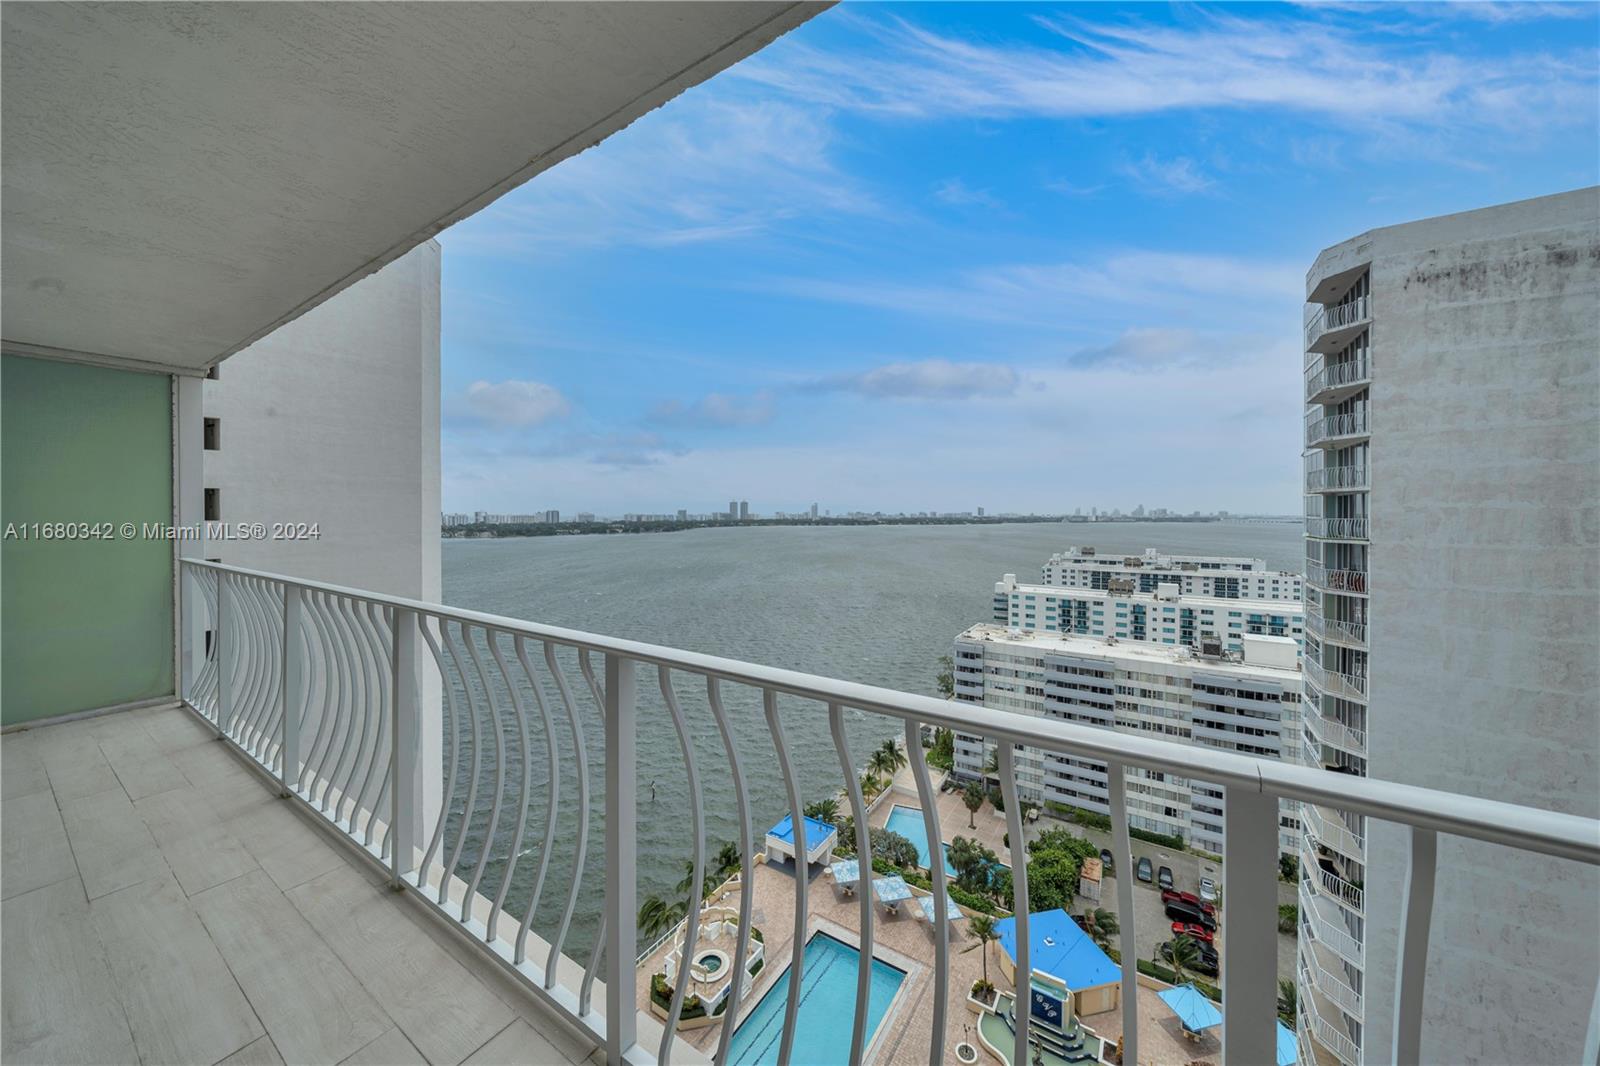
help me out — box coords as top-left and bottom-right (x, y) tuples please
(1, 2), (823, 373)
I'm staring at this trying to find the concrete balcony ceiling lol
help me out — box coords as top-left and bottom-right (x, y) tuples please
(1, 2), (824, 373)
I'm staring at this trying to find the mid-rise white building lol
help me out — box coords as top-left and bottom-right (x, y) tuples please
(993, 574), (1303, 656)
(951, 624), (1303, 859)
(1295, 188), (1598, 1066)
(1043, 546), (1302, 601)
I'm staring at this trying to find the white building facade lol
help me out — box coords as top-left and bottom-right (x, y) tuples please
(993, 574), (1304, 656)
(1042, 546), (1302, 601)
(1295, 187), (1599, 1066)
(952, 624), (1303, 859)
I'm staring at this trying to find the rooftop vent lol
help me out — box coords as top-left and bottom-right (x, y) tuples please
(1199, 638), (1225, 660)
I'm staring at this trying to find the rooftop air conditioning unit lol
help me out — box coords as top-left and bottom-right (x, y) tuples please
(1199, 639), (1225, 660)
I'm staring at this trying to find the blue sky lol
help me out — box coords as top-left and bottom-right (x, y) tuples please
(438, 1), (1598, 516)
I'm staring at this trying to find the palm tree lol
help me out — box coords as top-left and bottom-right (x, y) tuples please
(713, 839), (742, 881)
(638, 894), (687, 942)
(982, 747), (1000, 787)
(805, 797), (840, 824)
(1165, 935), (1203, 987)
(964, 913), (999, 986)
(876, 738), (907, 775)
(962, 781), (985, 829)
(1086, 907), (1120, 950)
(1277, 978), (1297, 1023)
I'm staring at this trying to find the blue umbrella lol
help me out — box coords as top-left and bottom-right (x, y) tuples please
(1276, 1020), (1298, 1065)
(1157, 983), (1222, 1032)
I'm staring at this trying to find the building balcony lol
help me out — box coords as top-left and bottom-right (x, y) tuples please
(1303, 658), (1368, 703)
(1302, 700), (1368, 758)
(1305, 610), (1367, 649)
(1305, 515), (1369, 541)
(4, 558), (1597, 1066)
(1299, 951), (1364, 1023)
(1305, 561), (1369, 596)
(1304, 356), (1372, 405)
(1305, 408), (1371, 449)
(1300, 994), (1362, 1066)
(1304, 465), (1369, 493)
(1303, 802), (1367, 863)
(1304, 295), (1372, 355)
(1302, 831), (1365, 914)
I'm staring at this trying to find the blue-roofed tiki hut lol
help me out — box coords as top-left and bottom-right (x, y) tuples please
(994, 908), (1122, 1016)
(764, 813), (838, 870)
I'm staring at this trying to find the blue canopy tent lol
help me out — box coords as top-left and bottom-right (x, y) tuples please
(1276, 1020), (1298, 1065)
(764, 814), (838, 868)
(1157, 983), (1222, 1034)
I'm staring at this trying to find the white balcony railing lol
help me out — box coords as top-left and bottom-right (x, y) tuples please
(1304, 802), (1367, 861)
(1306, 610), (1368, 648)
(1303, 702), (1368, 758)
(1305, 294), (1372, 349)
(1302, 830), (1365, 913)
(1300, 952), (1364, 1021)
(178, 559), (1600, 1066)
(1304, 356), (1372, 402)
(1304, 465), (1369, 493)
(1306, 561), (1369, 596)
(1301, 996), (1362, 1066)
(1306, 407), (1370, 447)
(1306, 515), (1369, 540)
(1305, 660), (1368, 703)
(1300, 884), (1365, 968)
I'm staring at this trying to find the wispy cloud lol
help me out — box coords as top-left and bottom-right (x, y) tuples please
(447, 380), (570, 428)
(1119, 154), (1215, 196)
(732, 8), (1595, 140)
(443, 97), (877, 258)
(801, 359), (1020, 399)
(933, 177), (1004, 209)
(650, 390), (776, 428)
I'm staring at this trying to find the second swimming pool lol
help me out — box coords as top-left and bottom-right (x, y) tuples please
(725, 931), (904, 1065)
(884, 803), (1010, 879)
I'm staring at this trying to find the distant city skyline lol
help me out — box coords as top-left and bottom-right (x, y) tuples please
(436, 3), (1596, 514)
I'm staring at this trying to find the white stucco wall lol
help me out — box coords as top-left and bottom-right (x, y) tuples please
(202, 240), (441, 601)
(1311, 187), (1598, 1064)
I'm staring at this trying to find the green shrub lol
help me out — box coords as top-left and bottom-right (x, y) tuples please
(1136, 960), (1221, 1002)
(1130, 827), (1185, 850)
(1278, 903), (1298, 934)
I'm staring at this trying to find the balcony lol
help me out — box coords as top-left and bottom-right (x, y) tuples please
(1305, 561), (1369, 596)
(3, 558), (1597, 1066)
(1304, 465), (1368, 493)
(1304, 295), (1372, 355)
(1305, 610), (1367, 649)
(1302, 831), (1365, 914)
(1299, 952), (1364, 1022)
(1299, 883), (1365, 968)
(1300, 995), (1361, 1066)
(1303, 802), (1367, 862)
(1304, 356), (1372, 405)
(1302, 699), (1368, 758)
(1305, 515), (1369, 541)
(1305, 407), (1371, 449)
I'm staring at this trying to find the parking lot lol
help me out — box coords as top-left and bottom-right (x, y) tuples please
(1022, 818), (1298, 986)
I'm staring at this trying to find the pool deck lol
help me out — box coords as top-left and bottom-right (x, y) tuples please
(636, 771), (1202, 1065)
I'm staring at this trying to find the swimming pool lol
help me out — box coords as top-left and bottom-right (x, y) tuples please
(725, 931), (904, 1066)
(884, 804), (1010, 879)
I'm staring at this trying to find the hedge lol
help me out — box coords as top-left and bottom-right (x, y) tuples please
(1130, 826), (1186, 850)
(1137, 959), (1221, 1002)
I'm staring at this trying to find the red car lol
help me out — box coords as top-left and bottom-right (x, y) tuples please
(1171, 921), (1214, 944)
(1161, 889), (1216, 916)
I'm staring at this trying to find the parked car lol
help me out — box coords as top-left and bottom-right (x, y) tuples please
(1170, 921), (1214, 944)
(1164, 901), (1218, 931)
(1099, 848), (1114, 872)
(1162, 939), (1220, 977)
(1157, 865), (1174, 890)
(1162, 888), (1216, 916)
(1199, 877), (1217, 903)
(1136, 856), (1153, 883)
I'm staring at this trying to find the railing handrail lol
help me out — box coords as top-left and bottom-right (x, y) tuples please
(180, 559), (1600, 867)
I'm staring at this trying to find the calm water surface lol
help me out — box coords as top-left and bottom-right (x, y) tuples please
(440, 521), (1301, 960)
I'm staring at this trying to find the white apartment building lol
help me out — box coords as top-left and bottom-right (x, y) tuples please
(951, 624), (1303, 859)
(201, 240), (441, 601)
(1295, 187), (1598, 1066)
(993, 574), (1304, 655)
(1043, 546), (1302, 601)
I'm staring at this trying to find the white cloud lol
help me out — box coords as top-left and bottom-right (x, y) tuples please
(450, 380), (570, 428)
(731, 8), (1595, 139)
(933, 177), (1004, 209)
(1118, 154), (1215, 196)
(442, 96), (877, 258)
(651, 391), (776, 428)
(804, 359), (1020, 399)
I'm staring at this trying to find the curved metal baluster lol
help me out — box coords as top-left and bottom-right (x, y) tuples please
(440, 619), (484, 910)
(485, 634), (534, 942)
(234, 576), (271, 751)
(332, 595), (379, 829)
(906, 720), (950, 1066)
(191, 569), (220, 715)
(543, 642), (590, 989)
(460, 625), (507, 922)
(707, 676), (755, 1066)
(281, 601), (315, 783)
(309, 591), (354, 809)
(763, 687), (807, 1066)
(830, 703), (874, 1066)
(418, 614), (463, 898)
(656, 667), (705, 1066)
(245, 578), (280, 757)
(997, 742), (1031, 1066)
(350, 603), (393, 844)
(255, 581), (287, 768)
(512, 637), (560, 964)
(581, 913), (606, 1020)
(322, 595), (369, 817)
(300, 591), (343, 795)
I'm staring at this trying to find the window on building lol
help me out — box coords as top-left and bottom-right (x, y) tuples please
(203, 417), (220, 451)
(204, 488), (220, 521)
(206, 364), (219, 380)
